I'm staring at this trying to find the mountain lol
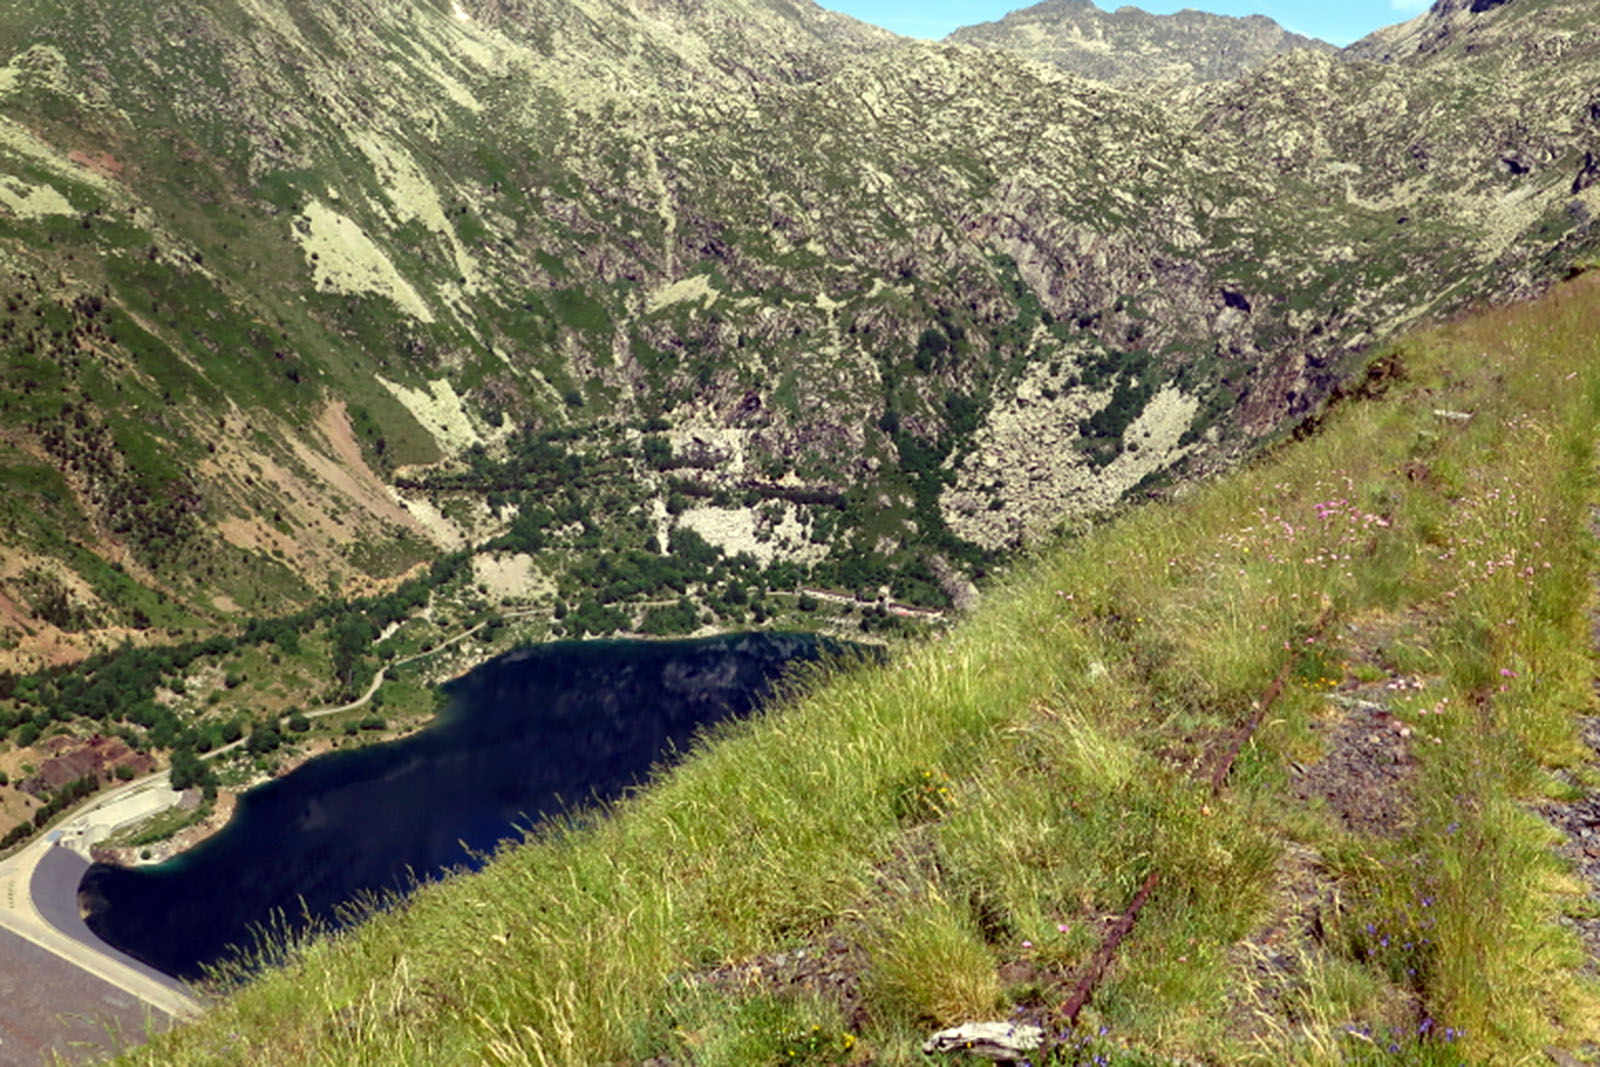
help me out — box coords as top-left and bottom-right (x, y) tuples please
(0, 0), (1597, 675)
(1345, 0), (1527, 62)
(946, 0), (1335, 86)
(112, 266), (1600, 1064)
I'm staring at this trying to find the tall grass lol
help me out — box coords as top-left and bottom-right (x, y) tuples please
(118, 275), (1600, 1065)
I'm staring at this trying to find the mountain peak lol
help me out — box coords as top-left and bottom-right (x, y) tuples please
(0, 0), (1596, 672)
(946, 1), (1333, 87)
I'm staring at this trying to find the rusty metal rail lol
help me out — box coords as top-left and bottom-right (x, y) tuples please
(1208, 657), (1297, 797)
(1053, 605), (1333, 1032)
(1058, 868), (1161, 1026)
(1210, 604), (1333, 796)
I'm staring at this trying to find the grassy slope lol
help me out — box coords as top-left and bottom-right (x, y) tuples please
(120, 274), (1600, 1064)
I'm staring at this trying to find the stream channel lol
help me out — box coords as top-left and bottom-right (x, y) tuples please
(78, 633), (833, 980)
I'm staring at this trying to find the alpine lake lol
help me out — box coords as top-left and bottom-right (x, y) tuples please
(79, 633), (836, 980)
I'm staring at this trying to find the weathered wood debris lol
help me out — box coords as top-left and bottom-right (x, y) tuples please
(921, 1021), (1044, 1063)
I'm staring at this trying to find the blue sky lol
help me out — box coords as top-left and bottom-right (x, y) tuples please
(820, 1), (1430, 47)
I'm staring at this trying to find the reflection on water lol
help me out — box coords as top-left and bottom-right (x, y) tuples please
(81, 634), (827, 979)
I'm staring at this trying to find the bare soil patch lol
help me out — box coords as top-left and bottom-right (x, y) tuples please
(1222, 620), (1428, 1048)
(1539, 714), (1600, 974)
(311, 402), (430, 541)
(0, 786), (35, 841)
(1290, 690), (1417, 838)
(694, 935), (872, 1032)
(67, 148), (123, 178)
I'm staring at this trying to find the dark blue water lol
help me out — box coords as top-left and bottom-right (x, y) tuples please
(79, 633), (828, 980)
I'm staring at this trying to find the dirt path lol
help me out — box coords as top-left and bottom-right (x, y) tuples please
(205, 613), (512, 761)
(305, 617), (491, 723)
(1540, 716), (1600, 972)
(795, 587), (945, 619)
(1537, 503), (1600, 975)
(1217, 612), (1431, 1048)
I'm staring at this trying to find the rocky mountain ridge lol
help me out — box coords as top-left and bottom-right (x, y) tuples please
(1345, 0), (1523, 62)
(0, 0), (1596, 671)
(946, 0), (1334, 86)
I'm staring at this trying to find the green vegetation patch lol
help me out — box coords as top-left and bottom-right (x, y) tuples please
(550, 288), (613, 335)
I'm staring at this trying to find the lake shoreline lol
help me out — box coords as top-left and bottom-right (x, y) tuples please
(89, 725), (432, 869)
(79, 633), (836, 980)
(83, 624), (874, 870)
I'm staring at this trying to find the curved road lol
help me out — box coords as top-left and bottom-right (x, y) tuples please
(0, 610), (529, 1062)
(205, 615), (498, 760)
(0, 775), (201, 1016)
(0, 776), (201, 1064)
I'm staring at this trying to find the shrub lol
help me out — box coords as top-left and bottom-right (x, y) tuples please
(168, 748), (216, 792)
(643, 435), (675, 470)
(247, 724), (282, 755)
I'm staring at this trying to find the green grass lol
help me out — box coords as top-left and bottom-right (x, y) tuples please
(102, 802), (213, 850)
(116, 275), (1600, 1064)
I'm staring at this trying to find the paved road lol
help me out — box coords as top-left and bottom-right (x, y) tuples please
(0, 922), (174, 1067)
(0, 611), (525, 1061)
(0, 777), (203, 1064)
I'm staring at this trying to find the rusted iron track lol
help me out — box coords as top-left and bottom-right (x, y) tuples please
(1058, 867), (1161, 1026)
(1209, 605), (1333, 796)
(1208, 659), (1296, 796)
(1053, 605), (1334, 1033)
